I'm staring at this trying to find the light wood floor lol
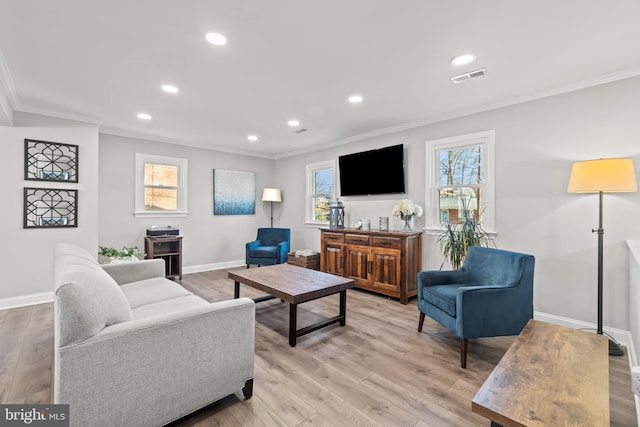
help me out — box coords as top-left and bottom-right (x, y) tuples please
(1, 268), (637, 426)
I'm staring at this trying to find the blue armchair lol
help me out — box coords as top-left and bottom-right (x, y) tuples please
(246, 228), (291, 268)
(417, 246), (535, 368)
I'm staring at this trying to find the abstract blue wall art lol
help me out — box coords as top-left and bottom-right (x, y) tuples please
(213, 169), (256, 215)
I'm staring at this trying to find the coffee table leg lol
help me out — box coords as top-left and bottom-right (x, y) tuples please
(289, 303), (297, 347)
(339, 290), (347, 326)
(234, 281), (240, 299)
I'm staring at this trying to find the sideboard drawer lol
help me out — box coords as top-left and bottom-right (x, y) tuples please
(345, 234), (370, 245)
(371, 236), (402, 249)
(323, 232), (344, 244)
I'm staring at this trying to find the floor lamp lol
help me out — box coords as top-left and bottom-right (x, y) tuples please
(262, 188), (282, 228)
(567, 158), (637, 356)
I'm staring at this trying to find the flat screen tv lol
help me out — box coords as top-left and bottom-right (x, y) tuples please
(339, 144), (405, 196)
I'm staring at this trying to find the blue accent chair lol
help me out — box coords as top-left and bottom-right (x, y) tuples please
(417, 246), (535, 368)
(246, 228), (291, 268)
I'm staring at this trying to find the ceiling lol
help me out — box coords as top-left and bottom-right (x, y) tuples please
(1, 1), (640, 158)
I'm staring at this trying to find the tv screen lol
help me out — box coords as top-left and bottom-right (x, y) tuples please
(339, 144), (405, 196)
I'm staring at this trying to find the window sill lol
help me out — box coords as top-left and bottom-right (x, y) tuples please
(423, 224), (497, 237)
(133, 211), (189, 218)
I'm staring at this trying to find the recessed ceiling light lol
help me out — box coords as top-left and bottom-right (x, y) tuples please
(247, 134), (258, 142)
(161, 84), (179, 94)
(137, 113), (152, 120)
(206, 32), (227, 45)
(287, 119), (300, 127)
(348, 95), (363, 103)
(451, 53), (476, 66)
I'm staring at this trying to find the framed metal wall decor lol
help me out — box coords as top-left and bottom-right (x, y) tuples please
(24, 187), (78, 228)
(24, 139), (79, 182)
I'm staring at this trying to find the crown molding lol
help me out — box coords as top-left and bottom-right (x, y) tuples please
(0, 49), (19, 108)
(99, 127), (277, 160)
(0, 50), (17, 125)
(277, 67), (640, 159)
(15, 104), (103, 126)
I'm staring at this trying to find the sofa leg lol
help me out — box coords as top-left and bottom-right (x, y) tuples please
(246, 264), (250, 269)
(460, 338), (468, 369)
(418, 311), (425, 332)
(242, 378), (254, 400)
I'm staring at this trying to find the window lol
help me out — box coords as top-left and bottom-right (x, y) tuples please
(135, 153), (188, 217)
(306, 160), (335, 224)
(425, 130), (495, 231)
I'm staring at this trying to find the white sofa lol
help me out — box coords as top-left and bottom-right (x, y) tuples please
(53, 243), (255, 427)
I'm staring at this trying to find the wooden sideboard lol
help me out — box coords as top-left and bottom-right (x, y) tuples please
(320, 228), (422, 304)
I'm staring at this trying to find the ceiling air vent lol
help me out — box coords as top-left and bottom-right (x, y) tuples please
(450, 68), (486, 84)
(294, 128), (308, 134)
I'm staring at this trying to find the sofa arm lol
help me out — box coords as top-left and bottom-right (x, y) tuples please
(457, 285), (532, 338)
(277, 241), (290, 263)
(101, 259), (165, 285)
(55, 297), (255, 427)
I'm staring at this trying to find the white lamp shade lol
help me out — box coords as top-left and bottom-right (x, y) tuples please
(567, 158), (637, 193)
(262, 188), (282, 202)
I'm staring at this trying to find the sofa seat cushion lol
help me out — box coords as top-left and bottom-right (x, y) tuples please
(423, 284), (462, 317)
(121, 277), (192, 309)
(249, 246), (278, 259)
(54, 244), (133, 347)
(131, 295), (209, 320)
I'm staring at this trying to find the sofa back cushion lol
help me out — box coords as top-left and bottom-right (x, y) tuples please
(257, 227), (290, 246)
(462, 246), (531, 287)
(54, 243), (132, 347)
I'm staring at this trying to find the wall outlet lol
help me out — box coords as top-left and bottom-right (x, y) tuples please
(631, 366), (640, 396)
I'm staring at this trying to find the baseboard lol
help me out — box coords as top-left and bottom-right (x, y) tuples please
(534, 310), (632, 348)
(0, 292), (53, 310)
(183, 259), (245, 274)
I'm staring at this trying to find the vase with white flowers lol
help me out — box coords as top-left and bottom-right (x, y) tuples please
(392, 199), (423, 231)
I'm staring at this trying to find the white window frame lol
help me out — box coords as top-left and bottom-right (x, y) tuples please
(425, 130), (495, 233)
(134, 153), (189, 217)
(305, 159), (336, 226)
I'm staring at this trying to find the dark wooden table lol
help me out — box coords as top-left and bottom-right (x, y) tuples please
(228, 263), (355, 346)
(472, 319), (609, 427)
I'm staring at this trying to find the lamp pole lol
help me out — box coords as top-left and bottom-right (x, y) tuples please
(594, 191), (604, 335)
(269, 201), (274, 228)
(594, 190), (624, 355)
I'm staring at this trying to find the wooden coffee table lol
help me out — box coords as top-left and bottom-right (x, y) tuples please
(472, 320), (609, 426)
(228, 263), (355, 347)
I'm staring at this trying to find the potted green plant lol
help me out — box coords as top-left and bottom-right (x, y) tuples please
(98, 246), (144, 263)
(437, 209), (494, 269)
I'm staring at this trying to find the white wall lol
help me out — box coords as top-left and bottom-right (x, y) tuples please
(98, 134), (276, 270)
(276, 75), (640, 333)
(0, 125), (99, 306)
